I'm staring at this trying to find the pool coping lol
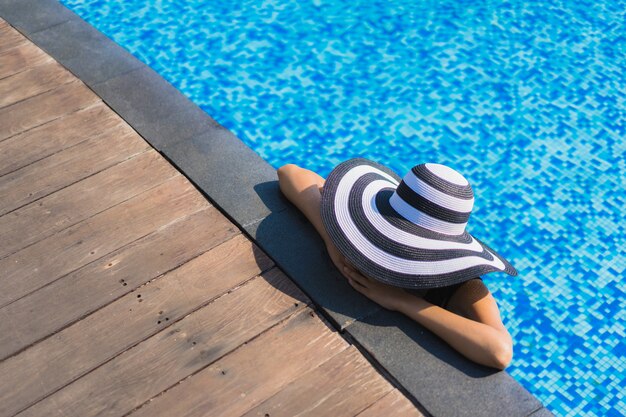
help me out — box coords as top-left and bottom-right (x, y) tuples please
(0, 1), (553, 416)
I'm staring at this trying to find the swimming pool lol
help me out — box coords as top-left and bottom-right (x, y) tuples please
(60, 0), (625, 415)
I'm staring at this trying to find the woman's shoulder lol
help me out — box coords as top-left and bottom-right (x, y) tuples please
(447, 278), (494, 317)
(403, 278), (488, 309)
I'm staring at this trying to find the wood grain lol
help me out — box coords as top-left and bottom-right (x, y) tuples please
(0, 40), (50, 79)
(0, 20), (27, 53)
(0, 80), (99, 141)
(0, 209), (250, 362)
(129, 309), (348, 417)
(0, 175), (208, 307)
(0, 103), (124, 177)
(240, 346), (393, 417)
(355, 389), (425, 417)
(0, 124), (148, 216)
(0, 233), (274, 416)
(15, 269), (307, 417)
(0, 21), (415, 417)
(0, 150), (178, 258)
(0, 59), (75, 108)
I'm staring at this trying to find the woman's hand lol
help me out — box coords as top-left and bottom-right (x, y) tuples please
(342, 264), (411, 312)
(277, 165), (512, 369)
(324, 239), (411, 312)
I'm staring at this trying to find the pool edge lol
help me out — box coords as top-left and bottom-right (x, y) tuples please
(0, 1), (553, 416)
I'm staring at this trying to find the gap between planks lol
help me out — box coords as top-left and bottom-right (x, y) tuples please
(0, 125), (151, 216)
(0, 233), (274, 416)
(0, 175), (210, 309)
(0, 38), (51, 80)
(14, 269), (309, 417)
(0, 17), (424, 416)
(239, 345), (393, 417)
(0, 58), (76, 109)
(0, 19), (28, 54)
(0, 102), (122, 178)
(0, 206), (246, 360)
(127, 307), (351, 417)
(355, 389), (426, 417)
(0, 150), (180, 259)
(0, 80), (101, 142)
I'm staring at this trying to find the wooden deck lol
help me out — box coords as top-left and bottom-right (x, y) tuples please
(0, 19), (424, 417)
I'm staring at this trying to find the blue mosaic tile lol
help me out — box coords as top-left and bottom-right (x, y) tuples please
(60, 0), (626, 415)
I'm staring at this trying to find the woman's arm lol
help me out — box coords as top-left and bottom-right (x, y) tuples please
(277, 164), (512, 369)
(277, 164), (356, 275)
(343, 266), (513, 370)
(277, 164), (328, 240)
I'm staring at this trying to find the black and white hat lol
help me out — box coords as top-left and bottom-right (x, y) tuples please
(320, 158), (517, 289)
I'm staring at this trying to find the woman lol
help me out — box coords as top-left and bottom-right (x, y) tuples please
(277, 159), (517, 370)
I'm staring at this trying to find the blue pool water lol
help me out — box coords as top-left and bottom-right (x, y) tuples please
(61, 0), (625, 415)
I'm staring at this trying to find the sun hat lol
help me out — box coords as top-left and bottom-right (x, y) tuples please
(320, 158), (517, 289)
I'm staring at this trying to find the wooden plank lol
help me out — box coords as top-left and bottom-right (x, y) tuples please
(15, 269), (307, 417)
(0, 21), (27, 53)
(0, 41), (51, 79)
(0, 125), (148, 216)
(0, 150), (178, 258)
(240, 347), (393, 417)
(0, 209), (252, 362)
(0, 103), (123, 177)
(129, 309), (349, 417)
(0, 234), (274, 416)
(0, 175), (208, 308)
(356, 389), (425, 417)
(0, 80), (99, 141)
(0, 59), (76, 108)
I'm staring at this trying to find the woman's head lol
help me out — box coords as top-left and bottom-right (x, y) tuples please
(320, 158), (517, 290)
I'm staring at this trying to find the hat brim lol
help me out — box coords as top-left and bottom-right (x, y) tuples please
(320, 158), (518, 289)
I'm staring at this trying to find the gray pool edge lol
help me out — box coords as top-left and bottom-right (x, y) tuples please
(0, 1), (553, 416)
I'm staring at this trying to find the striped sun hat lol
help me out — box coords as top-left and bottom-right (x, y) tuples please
(320, 158), (517, 289)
